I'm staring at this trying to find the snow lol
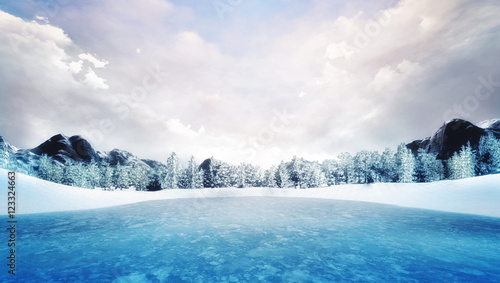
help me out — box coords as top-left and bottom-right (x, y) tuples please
(1, 168), (499, 217)
(478, 118), (500, 129)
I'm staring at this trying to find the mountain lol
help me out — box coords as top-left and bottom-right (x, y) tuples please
(99, 148), (165, 170)
(407, 118), (500, 160)
(30, 134), (99, 164)
(1, 134), (165, 171)
(0, 135), (17, 154)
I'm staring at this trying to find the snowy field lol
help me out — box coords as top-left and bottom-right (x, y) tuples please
(1, 169), (500, 282)
(1, 169), (499, 217)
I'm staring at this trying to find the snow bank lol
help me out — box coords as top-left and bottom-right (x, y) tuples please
(1, 168), (499, 217)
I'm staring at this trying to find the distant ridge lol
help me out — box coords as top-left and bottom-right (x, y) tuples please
(1, 117), (499, 168)
(0, 133), (165, 171)
(407, 118), (500, 160)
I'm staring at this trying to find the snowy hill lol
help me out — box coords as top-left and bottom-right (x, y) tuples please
(1, 168), (499, 217)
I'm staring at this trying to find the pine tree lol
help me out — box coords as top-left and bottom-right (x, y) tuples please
(146, 167), (164, 191)
(477, 133), (500, 175)
(100, 161), (114, 189)
(322, 159), (341, 186)
(114, 162), (130, 190)
(74, 162), (90, 188)
(38, 155), (64, 184)
(367, 151), (382, 183)
(263, 166), (278, 188)
(163, 152), (181, 189)
(449, 143), (476, 180)
(61, 161), (89, 188)
(275, 161), (292, 188)
(194, 169), (204, 189)
(354, 151), (372, 183)
(182, 156), (201, 189)
(87, 159), (101, 189)
(202, 158), (217, 188)
(216, 162), (233, 188)
(48, 163), (64, 184)
(0, 143), (9, 169)
(380, 148), (397, 182)
(395, 144), (415, 183)
(129, 165), (148, 191)
(303, 161), (323, 188)
(338, 152), (354, 184)
(416, 149), (444, 182)
(37, 154), (52, 181)
(289, 156), (307, 188)
(237, 163), (248, 188)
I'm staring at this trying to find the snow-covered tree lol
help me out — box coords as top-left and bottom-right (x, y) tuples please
(37, 155), (63, 184)
(129, 165), (149, 191)
(146, 167), (164, 191)
(37, 154), (52, 181)
(353, 151), (372, 184)
(289, 156), (307, 188)
(303, 161), (323, 188)
(86, 159), (101, 189)
(179, 156), (204, 189)
(99, 161), (114, 189)
(48, 163), (64, 184)
(379, 148), (397, 182)
(275, 161), (292, 188)
(338, 152), (354, 184)
(262, 166), (278, 188)
(415, 149), (444, 182)
(367, 151), (382, 183)
(62, 161), (90, 188)
(201, 157), (217, 188)
(163, 152), (181, 189)
(477, 133), (500, 175)
(114, 162), (130, 190)
(237, 162), (260, 188)
(322, 159), (341, 186)
(448, 143), (476, 180)
(0, 143), (9, 169)
(395, 144), (415, 183)
(216, 162), (235, 188)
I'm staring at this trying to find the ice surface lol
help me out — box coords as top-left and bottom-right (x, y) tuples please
(2, 197), (499, 282)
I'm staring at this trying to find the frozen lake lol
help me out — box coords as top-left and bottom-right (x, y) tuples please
(3, 197), (500, 282)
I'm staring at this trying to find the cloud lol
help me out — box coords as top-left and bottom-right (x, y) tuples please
(83, 68), (109, 90)
(1, 0), (500, 167)
(78, 53), (108, 68)
(0, 10), (111, 147)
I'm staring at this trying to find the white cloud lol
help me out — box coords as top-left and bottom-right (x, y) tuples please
(83, 69), (109, 90)
(69, 60), (83, 74)
(369, 60), (424, 92)
(78, 53), (109, 68)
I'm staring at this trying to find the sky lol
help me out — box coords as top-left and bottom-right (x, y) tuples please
(0, 0), (499, 167)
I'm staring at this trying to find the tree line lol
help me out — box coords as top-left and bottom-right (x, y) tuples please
(0, 133), (499, 190)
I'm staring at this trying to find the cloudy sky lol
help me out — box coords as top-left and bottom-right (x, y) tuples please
(0, 0), (499, 167)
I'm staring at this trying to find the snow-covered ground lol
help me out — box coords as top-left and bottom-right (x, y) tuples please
(1, 168), (499, 217)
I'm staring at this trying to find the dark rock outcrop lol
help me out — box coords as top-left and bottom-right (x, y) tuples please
(407, 119), (500, 160)
(30, 134), (99, 164)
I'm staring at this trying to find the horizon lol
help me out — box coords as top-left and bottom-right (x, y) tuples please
(1, 0), (500, 167)
(1, 116), (497, 169)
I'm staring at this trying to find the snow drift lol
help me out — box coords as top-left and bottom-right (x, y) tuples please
(1, 168), (499, 217)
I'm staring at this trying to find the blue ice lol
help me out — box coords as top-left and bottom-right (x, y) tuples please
(2, 197), (500, 282)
